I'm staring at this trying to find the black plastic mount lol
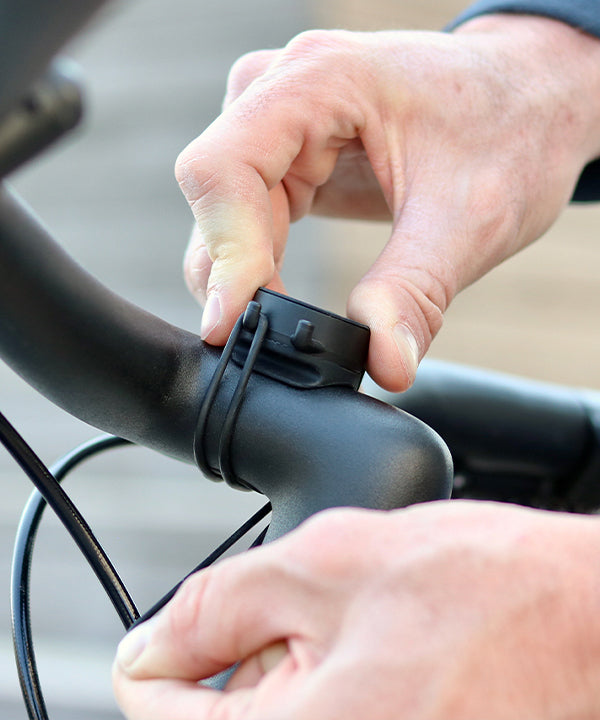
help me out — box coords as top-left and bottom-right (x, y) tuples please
(195, 289), (371, 490)
(232, 288), (370, 390)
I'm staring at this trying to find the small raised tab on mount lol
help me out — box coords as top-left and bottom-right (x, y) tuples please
(291, 320), (324, 354)
(232, 288), (370, 390)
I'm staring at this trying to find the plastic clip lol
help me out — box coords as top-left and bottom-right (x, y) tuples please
(194, 301), (269, 490)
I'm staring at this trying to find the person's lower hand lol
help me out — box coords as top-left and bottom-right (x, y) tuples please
(112, 501), (600, 719)
(176, 15), (600, 391)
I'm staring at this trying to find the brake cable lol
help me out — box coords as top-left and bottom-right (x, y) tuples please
(1, 413), (270, 720)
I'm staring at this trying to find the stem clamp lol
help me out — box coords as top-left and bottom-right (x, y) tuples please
(194, 288), (370, 490)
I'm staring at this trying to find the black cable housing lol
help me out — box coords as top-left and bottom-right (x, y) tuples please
(10, 434), (132, 720)
(8, 429), (271, 720)
(1, 413), (139, 625)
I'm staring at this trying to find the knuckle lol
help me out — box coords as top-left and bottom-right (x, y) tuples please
(284, 29), (353, 61)
(350, 272), (446, 347)
(174, 145), (196, 186)
(399, 272), (448, 338)
(226, 50), (272, 101)
(207, 237), (275, 286)
(279, 30), (363, 105)
(228, 50), (262, 81)
(175, 150), (221, 204)
(268, 30), (364, 111)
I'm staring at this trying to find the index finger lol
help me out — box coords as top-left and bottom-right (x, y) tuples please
(175, 52), (366, 343)
(175, 129), (284, 342)
(113, 542), (312, 682)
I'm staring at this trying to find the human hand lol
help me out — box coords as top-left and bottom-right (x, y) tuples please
(113, 501), (600, 719)
(176, 15), (600, 391)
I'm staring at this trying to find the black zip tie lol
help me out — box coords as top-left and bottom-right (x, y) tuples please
(194, 301), (269, 489)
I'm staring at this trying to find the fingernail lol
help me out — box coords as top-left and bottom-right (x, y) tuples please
(201, 293), (221, 339)
(116, 624), (151, 671)
(393, 323), (419, 383)
(259, 641), (288, 673)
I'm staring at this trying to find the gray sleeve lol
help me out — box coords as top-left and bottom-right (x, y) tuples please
(447, 1), (600, 202)
(446, 0), (600, 37)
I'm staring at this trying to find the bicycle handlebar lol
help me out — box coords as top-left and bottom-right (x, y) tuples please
(0, 0), (108, 121)
(367, 361), (600, 511)
(0, 185), (453, 540)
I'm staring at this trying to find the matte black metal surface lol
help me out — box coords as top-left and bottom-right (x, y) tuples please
(377, 360), (589, 476)
(367, 360), (600, 510)
(0, 0), (109, 120)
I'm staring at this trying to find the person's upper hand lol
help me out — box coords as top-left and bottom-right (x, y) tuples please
(112, 501), (600, 719)
(175, 14), (600, 391)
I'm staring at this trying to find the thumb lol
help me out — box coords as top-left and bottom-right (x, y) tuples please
(348, 223), (455, 393)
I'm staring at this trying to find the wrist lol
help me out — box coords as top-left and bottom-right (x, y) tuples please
(454, 14), (600, 169)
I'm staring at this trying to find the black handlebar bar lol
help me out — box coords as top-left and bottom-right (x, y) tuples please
(368, 361), (600, 512)
(3, 0), (598, 549)
(2, 3), (600, 717)
(0, 184), (454, 540)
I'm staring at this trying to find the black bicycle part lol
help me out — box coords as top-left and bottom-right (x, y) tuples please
(0, 183), (453, 541)
(0, 0), (108, 122)
(0, 59), (83, 180)
(10, 432), (272, 720)
(217, 310), (269, 489)
(130, 500), (272, 630)
(231, 288), (370, 390)
(0, 412), (139, 626)
(368, 360), (600, 512)
(195, 289), (369, 490)
(11, 434), (130, 720)
(194, 305), (270, 490)
(194, 313), (247, 481)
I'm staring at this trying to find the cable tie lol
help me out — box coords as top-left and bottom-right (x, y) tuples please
(194, 301), (269, 489)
